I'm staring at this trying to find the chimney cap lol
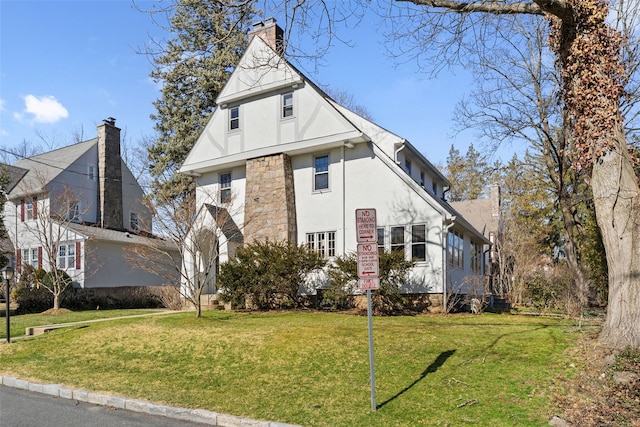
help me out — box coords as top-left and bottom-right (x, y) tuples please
(103, 117), (116, 126)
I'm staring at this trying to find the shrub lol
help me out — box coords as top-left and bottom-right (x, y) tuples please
(326, 250), (414, 315)
(218, 240), (326, 310)
(13, 266), (56, 313)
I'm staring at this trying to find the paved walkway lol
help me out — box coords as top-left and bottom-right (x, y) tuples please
(1, 311), (301, 427)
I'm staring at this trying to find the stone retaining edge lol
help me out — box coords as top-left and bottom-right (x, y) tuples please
(0, 374), (300, 427)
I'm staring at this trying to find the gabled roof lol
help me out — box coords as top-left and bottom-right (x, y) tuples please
(450, 198), (500, 238)
(66, 222), (178, 251)
(8, 139), (96, 199)
(1, 163), (29, 194)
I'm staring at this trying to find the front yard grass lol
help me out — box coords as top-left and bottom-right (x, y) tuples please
(0, 310), (591, 426)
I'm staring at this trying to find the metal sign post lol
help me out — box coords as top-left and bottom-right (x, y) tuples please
(356, 209), (378, 411)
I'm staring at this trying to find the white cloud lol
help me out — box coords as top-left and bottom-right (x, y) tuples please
(23, 94), (69, 123)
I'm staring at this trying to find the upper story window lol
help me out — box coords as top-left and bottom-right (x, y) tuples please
(22, 247), (39, 268)
(391, 226), (405, 254)
(21, 197), (37, 221)
(130, 212), (140, 231)
(229, 106), (240, 131)
(68, 201), (79, 221)
(447, 230), (464, 269)
(432, 181), (437, 196)
(404, 159), (412, 175)
(88, 164), (96, 181)
(411, 224), (427, 262)
(282, 92), (293, 118)
(313, 155), (329, 191)
(220, 172), (232, 203)
(420, 171), (425, 188)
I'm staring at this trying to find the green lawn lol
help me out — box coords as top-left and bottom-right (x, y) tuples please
(0, 310), (590, 426)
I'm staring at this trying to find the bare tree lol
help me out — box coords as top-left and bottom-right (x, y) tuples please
(18, 175), (93, 310)
(125, 187), (243, 317)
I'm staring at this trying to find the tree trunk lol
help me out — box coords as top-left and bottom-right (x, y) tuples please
(53, 293), (60, 310)
(591, 126), (640, 349)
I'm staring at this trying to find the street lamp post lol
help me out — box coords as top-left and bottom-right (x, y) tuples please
(2, 262), (14, 343)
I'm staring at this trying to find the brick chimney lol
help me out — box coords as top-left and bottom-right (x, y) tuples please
(248, 17), (284, 54)
(97, 117), (123, 229)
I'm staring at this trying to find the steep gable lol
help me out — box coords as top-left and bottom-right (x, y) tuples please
(180, 32), (367, 175)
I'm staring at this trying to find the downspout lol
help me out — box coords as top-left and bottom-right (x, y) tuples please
(394, 140), (406, 166)
(342, 144), (346, 255)
(442, 216), (456, 313)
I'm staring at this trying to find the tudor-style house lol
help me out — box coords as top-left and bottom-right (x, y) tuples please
(3, 118), (178, 289)
(179, 19), (490, 310)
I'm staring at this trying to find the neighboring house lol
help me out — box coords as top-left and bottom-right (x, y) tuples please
(179, 19), (490, 310)
(450, 185), (502, 292)
(3, 118), (178, 289)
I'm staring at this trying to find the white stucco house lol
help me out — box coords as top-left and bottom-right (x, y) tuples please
(179, 19), (489, 310)
(2, 118), (178, 289)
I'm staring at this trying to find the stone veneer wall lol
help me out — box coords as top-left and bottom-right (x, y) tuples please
(97, 122), (123, 229)
(243, 153), (296, 244)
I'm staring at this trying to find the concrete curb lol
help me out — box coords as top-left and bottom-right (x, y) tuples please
(0, 375), (300, 427)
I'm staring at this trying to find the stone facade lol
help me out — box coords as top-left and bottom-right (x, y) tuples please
(97, 119), (123, 229)
(244, 153), (296, 244)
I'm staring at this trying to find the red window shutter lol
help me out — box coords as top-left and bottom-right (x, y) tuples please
(16, 250), (22, 274)
(76, 241), (81, 269)
(32, 197), (38, 219)
(21, 200), (25, 222)
(38, 246), (42, 269)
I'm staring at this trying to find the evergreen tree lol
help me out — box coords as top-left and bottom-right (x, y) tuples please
(147, 0), (255, 202)
(445, 143), (489, 201)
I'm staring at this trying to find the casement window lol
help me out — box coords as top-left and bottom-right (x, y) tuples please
(377, 227), (385, 255)
(219, 172), (232, 203)
(391, 226), (405, 254)
(471, 241), (482, 274)
(313, 155), (329, 191)
(411, 224), (427, 262)
(306, 231), (336, 258)
(282, 92), (293, 118)
(58, 243), (76, 270)
(229, 106), (240, 131)
(447, 230), (464, 269)
(88, 164), (96, 181)
(130, 212), (139, 231)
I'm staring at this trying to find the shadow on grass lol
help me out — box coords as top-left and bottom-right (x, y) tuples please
(377, 349), (456, 410)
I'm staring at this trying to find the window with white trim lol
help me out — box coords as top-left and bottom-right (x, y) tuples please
(391, 226), (405, 254)
(447, 230), (464, 269)
(22, 248), (39, 268)
(58, 244), (76, 270)
(405, 159), (412, 175)
(220, 172), (232, 203)
(26, 199), (35, 220)
(306, 231), (335, 257)
(68, 201), (79, 221)
(411, 224), (427, 262)
(313, 155), (329, 191)
(229, 106), (239, 130)
(282, 92), (293, 118)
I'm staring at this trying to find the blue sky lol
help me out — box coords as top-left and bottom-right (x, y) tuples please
(0, 0), (494, 167)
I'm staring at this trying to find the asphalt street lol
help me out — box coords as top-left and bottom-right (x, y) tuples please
(0, 386), (208, 427)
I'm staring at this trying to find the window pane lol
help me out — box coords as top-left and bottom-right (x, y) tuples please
(391, 226), (404, 245)
(282, 93), (293, 117)
(315, 156), (328, 172)
(412, 244), (426, 261)
(315, 173), (328, 190)
(230, 107), (239, 130)
(412, 225), (425, 242)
